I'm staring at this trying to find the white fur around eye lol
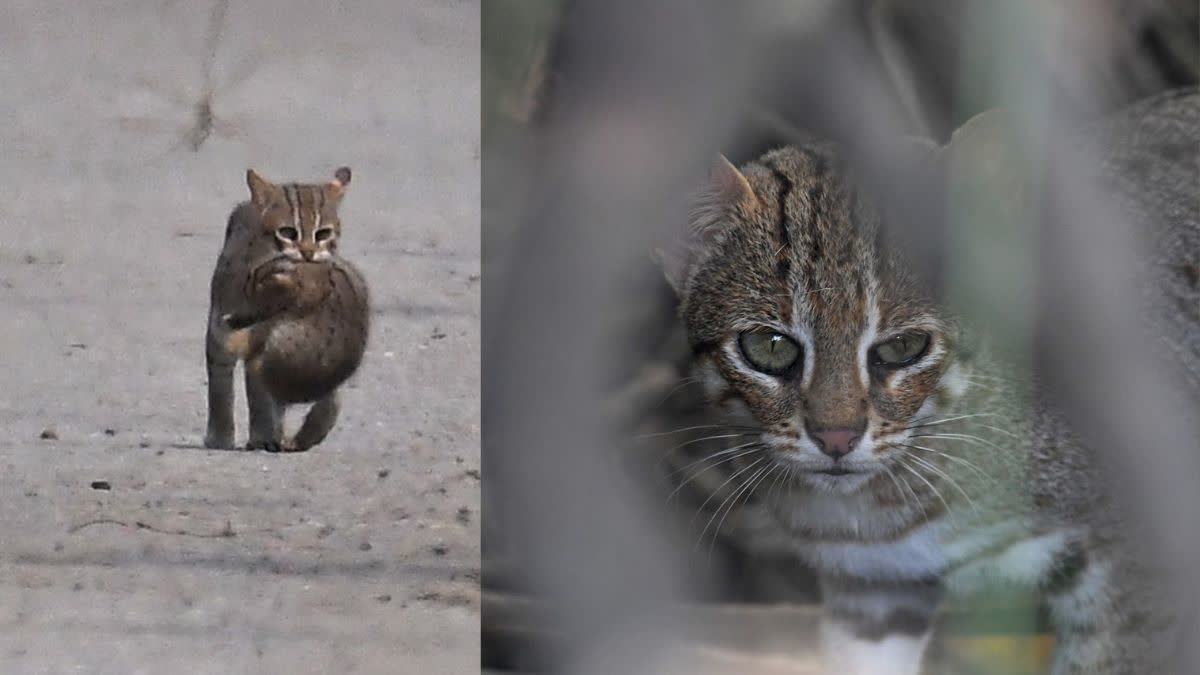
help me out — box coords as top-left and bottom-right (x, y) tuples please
(723, 340), (782, 389)
(888, 336), (945, 391)
(939, 362), (971, 400)
(857, 298), (881, 390)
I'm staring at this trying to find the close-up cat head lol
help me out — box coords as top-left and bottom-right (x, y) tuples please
(666, 146), (973, 495)
(247, 166), (353, 262)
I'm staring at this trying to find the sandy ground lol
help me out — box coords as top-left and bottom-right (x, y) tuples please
(0, 1), (479, 673)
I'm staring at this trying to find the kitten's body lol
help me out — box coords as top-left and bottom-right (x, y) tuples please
(662, 89), (1198, 673)
(205, 168), (369, 453)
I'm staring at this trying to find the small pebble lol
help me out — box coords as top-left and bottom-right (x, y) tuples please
(377, 468), (390, 479)
(359, 541), (373, 552)
(103, 428), (116, 436)
(375, 594), (392, 603)
(431, 543), (448, 556)
(90, 481), (111, 491)
(456, 507), (472, 524)
(39, 427), (58, 440)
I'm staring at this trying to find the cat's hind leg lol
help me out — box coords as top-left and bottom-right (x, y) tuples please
(280, 391), (340, 452)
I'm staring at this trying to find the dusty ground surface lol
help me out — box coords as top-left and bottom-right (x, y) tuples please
(0, 1), (479, 673)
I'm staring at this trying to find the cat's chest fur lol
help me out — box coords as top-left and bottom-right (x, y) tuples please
(770, 489), (951, 580)
(769, 487), (1061, 590)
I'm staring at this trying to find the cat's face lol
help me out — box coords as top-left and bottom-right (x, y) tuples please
(247, 167), (351, 262)
(670, 147), (969, 495)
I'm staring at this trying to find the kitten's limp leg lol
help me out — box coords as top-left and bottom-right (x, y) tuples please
(244, 359), (284, 451)
(204, 323), (237, 449)
(284, 390), (340, 452)
(819, 577), (941, 675)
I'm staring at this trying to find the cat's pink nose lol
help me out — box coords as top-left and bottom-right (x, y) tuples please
(808, 428), (862, 459)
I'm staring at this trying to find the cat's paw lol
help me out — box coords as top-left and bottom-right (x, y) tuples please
(245, 438), (283, 453)
(246, 438), (309, 453)
(203, 432), (234, 450)
(273, 438), (310, 453)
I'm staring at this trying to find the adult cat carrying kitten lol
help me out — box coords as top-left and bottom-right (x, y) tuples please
(205, 167), (369, 453)
(661, 89), (1198, 674)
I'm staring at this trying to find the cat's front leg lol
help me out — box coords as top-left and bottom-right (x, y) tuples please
(819, 576), (941, 675)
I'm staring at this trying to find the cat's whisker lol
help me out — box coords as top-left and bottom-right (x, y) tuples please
(636, 423), (757, 439)
(879, 463), (913, 514)
(904, 412), (1002, 430)
(668, 444), (764, 504)
(910, 431), (1008, 453)
(689, 456), (766, 536)
(766, 461), (788, 505)
(663, 432), (756, 452)
(692, 457), (767, 550)
(891, 463), (927, 522)
(651, 377), (706, 409)
(705, 461), (775, 559)
(896, 457), (957, 526)
(665, 441), (761, 479)
(906, 453), (980, 516)
(972, 423), (1022, 440)
(896, 442), (996, 485)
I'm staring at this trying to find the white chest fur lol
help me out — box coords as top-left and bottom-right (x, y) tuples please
(776, 490), (1049, 585)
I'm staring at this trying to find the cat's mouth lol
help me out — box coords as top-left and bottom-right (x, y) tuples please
(813, 466), (856, 477)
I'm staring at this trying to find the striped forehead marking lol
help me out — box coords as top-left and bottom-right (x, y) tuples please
(281, 183), (326, 233)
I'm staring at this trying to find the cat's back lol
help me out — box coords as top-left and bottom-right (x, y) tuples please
(210, 201), (279, 310)
(1097, 88), (1199, 387)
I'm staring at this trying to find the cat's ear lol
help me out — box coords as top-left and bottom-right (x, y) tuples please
(943, 110), (1025, 209)
(945, 111), (1021, 183)
(324, 166), (352, 202)
(708, 154), (758, 210)
(659, 155), (758, 293)
(246, 169), (278, 209)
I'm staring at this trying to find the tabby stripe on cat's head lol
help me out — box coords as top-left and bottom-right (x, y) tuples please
(279, 183), (331, 240)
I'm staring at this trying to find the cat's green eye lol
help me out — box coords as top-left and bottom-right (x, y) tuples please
(738, 331), (802, 376)
(872, 332), (931, 367)
(277, 226), (299, 241)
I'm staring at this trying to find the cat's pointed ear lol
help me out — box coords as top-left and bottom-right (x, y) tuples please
(325, 166), (352, 202)
(944, 110), (1025, 208)
(658, 155), (757, 293)
(246, 169), (277, 209)
(945, 111), (1020, 181)
(709, 154), (758, 210)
